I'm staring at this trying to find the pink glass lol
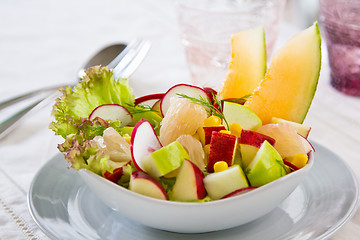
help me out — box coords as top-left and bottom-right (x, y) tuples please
(319, 0), (360, 96)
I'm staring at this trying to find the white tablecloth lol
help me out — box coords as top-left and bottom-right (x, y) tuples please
(1, 1), (360, 239)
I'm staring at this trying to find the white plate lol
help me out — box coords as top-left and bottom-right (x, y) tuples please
(28, 142), (359, 240)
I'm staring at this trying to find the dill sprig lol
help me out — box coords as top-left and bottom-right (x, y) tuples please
(177, 93), (230, 129)
(125, 103), (158, 115)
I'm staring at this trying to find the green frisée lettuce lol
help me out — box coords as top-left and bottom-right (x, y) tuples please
(50, 66), (163, 179)
(50, 66), (136, 175)
(65, 139), (111, 175)
(50, 66), (134, 138)
(57, 118), (133, 153)
(64, 138), (136, 176)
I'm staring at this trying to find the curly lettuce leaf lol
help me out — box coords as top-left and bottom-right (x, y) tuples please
(65, 139), (111, 175)
(117, 164), (135, 188)
(57, 118), (133, 153)
(65, 137), (135, 176)
(50, 66), (134, 138)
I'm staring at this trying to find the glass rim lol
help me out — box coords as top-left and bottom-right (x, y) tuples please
(174, 0), (285, 14)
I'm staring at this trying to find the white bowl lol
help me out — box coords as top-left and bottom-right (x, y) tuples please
(78, 152), (313, 233)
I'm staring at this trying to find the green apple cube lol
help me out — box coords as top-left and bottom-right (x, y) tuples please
(223, 101), (262, 130)
(142, 141), (189, 178)
(204, 165), (249, 200)
(245, 140), (287, 187)
(240, 144), (259, 169)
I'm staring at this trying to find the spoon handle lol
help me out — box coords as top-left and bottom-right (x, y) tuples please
(0, 91), (61, 140)
(0, 85), (67, 111)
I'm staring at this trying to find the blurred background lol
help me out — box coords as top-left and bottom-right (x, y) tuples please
(285, 0), (319, 28)
(0, 0), (320, 99)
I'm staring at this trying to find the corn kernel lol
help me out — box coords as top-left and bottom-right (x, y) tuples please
(289, 153), (308, 169)
(219, 130), (231, 135)
(203, 115), (222, 127)
(214, 161), (228, 172)
(196, 126), (206, 146)
(203, 144), (211, 164)
(229, 123), (242, 138)
(203, 144), (211, 155)
(124, 136), (131, 144)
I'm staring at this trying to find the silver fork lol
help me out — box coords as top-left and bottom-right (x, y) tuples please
(0, 39), (151, 140)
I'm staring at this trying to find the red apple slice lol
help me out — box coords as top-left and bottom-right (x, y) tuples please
(160, 84), (209, 116)
(239, 130), (276, 169)
(104, 168), (123, 183)
(221, 187), (258, 199)
(135, 93), (165, 106)
(203, 126), (227, 145)
(172, 160), (207, 201)
(130, 119), (162, 171)
(89, 104), (132, 126)
(103, 161), (131, 183)
(240, 130), (276, 147)
(129, 171), (168, 200)
(207, 132), (238, 173)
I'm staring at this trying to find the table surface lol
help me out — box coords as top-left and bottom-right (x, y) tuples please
(1, 1), (360, 239)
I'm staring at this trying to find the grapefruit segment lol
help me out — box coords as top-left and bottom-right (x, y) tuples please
(159, 98), (207, 146)
(256, 123), (311, 158)
(219, 27), (266, 100)
(244, 22), (321, 124)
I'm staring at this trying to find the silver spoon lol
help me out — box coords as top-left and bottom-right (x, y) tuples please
(0, 40), (149, 110)
(0, 39), (151, 140)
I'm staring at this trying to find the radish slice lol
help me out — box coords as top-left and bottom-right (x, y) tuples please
(203, 87), (217, 104)
(135, 93), (165, 106)
(160, 84), (209, 116)
(221, 187), (258, 199)
(283, 159), (300, 171)
(299, 134), (315, 153)
(89, 104), (132, 126)
(151, 99), (161, 111)
(130, 119), (162, 171)
(151, 99), (162, 117)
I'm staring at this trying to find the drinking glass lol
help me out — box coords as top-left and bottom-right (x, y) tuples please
(175, 0), (286, 90)
(319, 0), (360, 96)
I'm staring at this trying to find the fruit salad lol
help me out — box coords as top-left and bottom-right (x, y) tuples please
(50, 23), (321, 202)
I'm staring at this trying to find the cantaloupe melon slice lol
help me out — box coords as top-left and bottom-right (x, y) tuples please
(244, 22), (321, 124)
(219, 27), (266, 100)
